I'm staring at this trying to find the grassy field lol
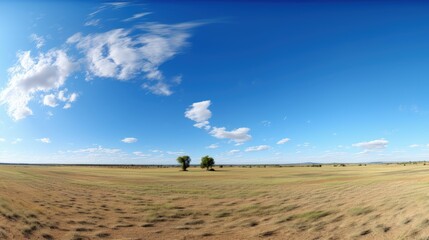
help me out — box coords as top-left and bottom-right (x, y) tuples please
(1, 164), (429, 239)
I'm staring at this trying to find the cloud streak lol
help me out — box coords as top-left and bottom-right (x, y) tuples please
(277, 138), (290, 145)
(121, 137), (138, 143)
(245, 145), (270, 152)
(68, 21), (204, 96)
(123, 12), (151, 22)
(353, 139), (388, 154)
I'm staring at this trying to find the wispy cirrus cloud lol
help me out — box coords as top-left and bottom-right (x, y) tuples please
(84, 19), (100, 27)
(123, 12), (151, 22)
(68, 21), (204, 96)
(30, 34), (45, 49)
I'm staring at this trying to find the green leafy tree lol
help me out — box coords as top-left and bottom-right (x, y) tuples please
(200, 155), (215, 171)
(177, 156), (191, 171)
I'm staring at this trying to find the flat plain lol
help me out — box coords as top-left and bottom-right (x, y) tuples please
(1, 164), (429, 239)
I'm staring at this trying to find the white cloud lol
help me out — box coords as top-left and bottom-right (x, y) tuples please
(245, 145), (270, 152)
(105, 2), (129, 8)
(409, 144), (420, 148)
(57, 90), (68, 101)
(0, 50), (75, 120)
(42, 94), (58, 107)
(277, 138), (290, 145)
(43, 90), (78, 109)
(63, 103), (72, 109)
(56, 89), (78, 109)
(0, 138), (5, 142)
(71, 146), (121, 154)
(67, 21), (203, 96)
(185, 100), (252, 144)
(121, 137), (138, 143)
(210, 127), (251, 144)
(123, 12), (151, 22)
(30, 34), (45, 49)
(37, 138), (51, 143)
(229, 149), (240, 154)
(206, 144), (219, 149)
(185, 100), (212, 129)
(87, 2), (130, 25)
(352, 139), (388, 150)
(142, 81), (173, 96)
(69, 92), (78, 102)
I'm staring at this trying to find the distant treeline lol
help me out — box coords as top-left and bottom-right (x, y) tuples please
(0, 163), (355, 168)
(0, 161), (427, 168)
(0, 163), (326, 168)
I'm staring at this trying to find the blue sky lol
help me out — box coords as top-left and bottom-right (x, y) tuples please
(1, 1), (429, 164)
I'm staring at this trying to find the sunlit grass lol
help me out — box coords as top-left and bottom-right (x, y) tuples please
(1, 164), (429, 239)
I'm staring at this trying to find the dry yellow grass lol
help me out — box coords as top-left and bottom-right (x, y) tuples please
(1, 164), (429, 239)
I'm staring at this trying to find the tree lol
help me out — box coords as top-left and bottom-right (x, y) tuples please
(200, 155), (215, 171)
(177, 156), (191, 171)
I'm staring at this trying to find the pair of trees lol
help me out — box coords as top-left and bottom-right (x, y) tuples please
(176, 155), (215, 171)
